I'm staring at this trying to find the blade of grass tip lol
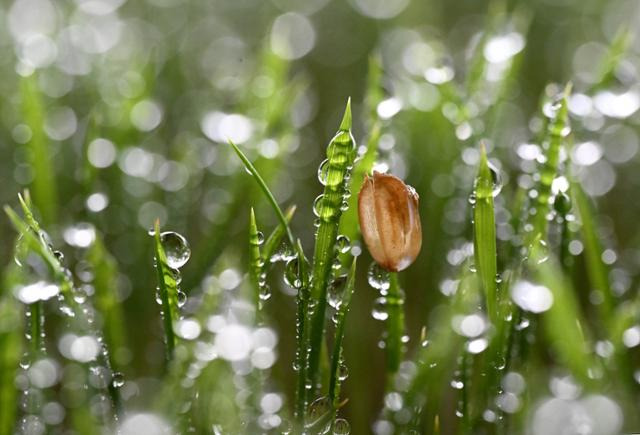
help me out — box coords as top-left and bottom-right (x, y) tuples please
(248, 208), (264, 313)
(20, 75), (58, 225)
(589, 24), (632, 93)
(153, 219), (179, 364)
(305, 99), (357, 405)
(529, 82), (572, 244)
(228, 139), (296, 248)
(262, 205), (297, 264)
(473, 143), (498, 326)
(328, 257), (357, 408)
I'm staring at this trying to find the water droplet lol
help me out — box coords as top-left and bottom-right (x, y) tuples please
(335, 235), (351, 254)
(451, 380), (464, 390)
(53, 250), (65, 262)
(256, 231), (265, 245)
(372, 297), (389, 321)
(333, 418), (351, 434)
(112, 372), (124, 388)
(317, 158), (330, 186)
(284, 257), (302, 289)
(177, 290), (187, 308)
(307, 396), (331, 423)
(488, 162), (503, 197)
(338, 363), (349, 381)
(367, 263), (390, 292)
(328, 275), (347, 309)
(159, 232), (191, 269)
(313, 194), (325, 218)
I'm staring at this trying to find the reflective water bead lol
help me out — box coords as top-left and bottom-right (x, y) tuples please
(159, 232), (191, 269)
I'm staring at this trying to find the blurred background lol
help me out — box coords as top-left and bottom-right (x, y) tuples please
(1, 0), (640, 432)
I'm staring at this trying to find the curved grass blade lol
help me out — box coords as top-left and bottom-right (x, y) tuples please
(229, 140), (296, 248)
(328, 257), (357, 407)
(153, 219), (179, 364)
(305, 99), (356, 404)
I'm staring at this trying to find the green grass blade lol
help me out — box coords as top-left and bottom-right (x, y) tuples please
(228, 140), (296, 248)
(529, 244), (595, 385)
(153, 219), (179, 363)
(248, 208), (263, 311)
(571, 182), (614, 325)
(473, 144), (498, 325)
(529, 83), (571, 243)
(305, 99), (356, 405)
(328, 257), (357, 407)
(20, 75), (58, 225)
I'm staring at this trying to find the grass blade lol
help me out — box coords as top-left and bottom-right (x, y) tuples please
(529, 83), (571, 243)
(248, 208), (264, 312)
(153, 219), (179, 363)
(473, 144), (498, 325)
(20, 75), (58, 225)
(328, 257), (357, 407)
(305, 99), (356, 406)
(228, 140), (296, 248)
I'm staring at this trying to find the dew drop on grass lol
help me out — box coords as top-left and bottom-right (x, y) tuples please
(335, 235), (350, 254)
(307, 396), (331, 423)
(284, 257), (302, 289)
(372, 297), (389, 321)
(333, 418), (351, 434)
(177, 290), (187, 308)
(256, 231), (265, 245)
(317, 158), (330, 185)
(338, 363), (349, 381)
(368, 263), (390, 292)
(328, 275), (347, 309)
(159, 232), (191, 269)
(112, 372), (124, 388)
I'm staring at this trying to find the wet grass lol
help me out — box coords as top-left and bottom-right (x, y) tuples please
(1, 5), (640, 435)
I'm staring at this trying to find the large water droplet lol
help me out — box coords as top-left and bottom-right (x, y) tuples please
(307, 396), (331, 423)
(488, 162), (503, 197)
(284, 257), (302, 289)
(367, 263), (390, 292)
(333, 418), (351, 434)
(335, 235), (351, 254)
(317, 158), (330, 186)
(372, 297), (389, 321)
(328, 275), (347, 309)
(159, 232), (191, 269)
